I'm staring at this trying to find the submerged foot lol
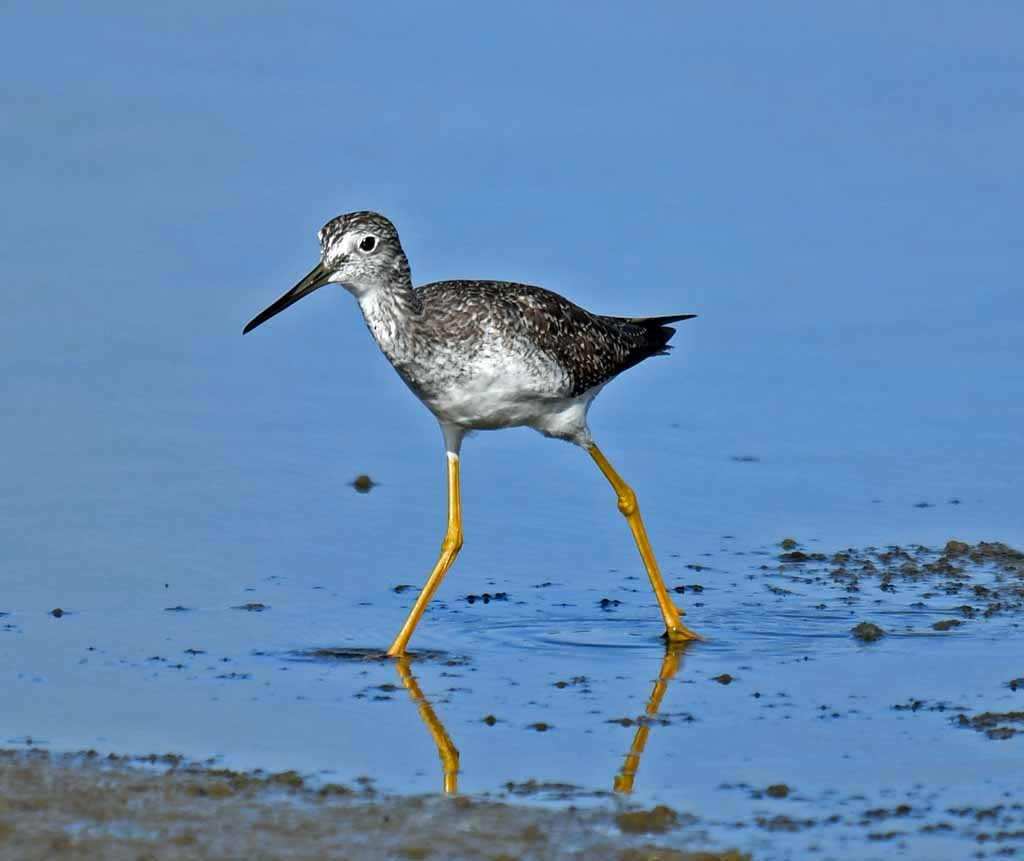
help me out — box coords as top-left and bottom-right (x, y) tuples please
(664, 621), (706, 643)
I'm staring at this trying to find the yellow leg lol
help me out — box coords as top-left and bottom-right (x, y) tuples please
(395, 659), (460, 793)
(588, 444), (703, 642)
(387, 452), (463, 657)
(614, 645), (686, 794)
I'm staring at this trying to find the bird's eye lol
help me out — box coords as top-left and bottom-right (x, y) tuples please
(359, 235), (377, 253)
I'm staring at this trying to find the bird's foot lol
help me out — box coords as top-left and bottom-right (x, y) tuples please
(663, 620), (706, 643)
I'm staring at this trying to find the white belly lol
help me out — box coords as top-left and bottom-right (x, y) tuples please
(400, 348), (596, 443)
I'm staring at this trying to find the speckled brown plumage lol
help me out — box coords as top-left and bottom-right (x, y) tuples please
(410, 280), (693, 397)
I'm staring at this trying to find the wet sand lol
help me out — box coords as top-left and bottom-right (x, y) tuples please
(2, 739), (1021, 860)
(0, 749), (745, 861)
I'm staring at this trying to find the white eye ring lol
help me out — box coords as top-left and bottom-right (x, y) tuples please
(358, 235), (377, 253)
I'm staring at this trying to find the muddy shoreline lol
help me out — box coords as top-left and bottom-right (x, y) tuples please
(2, 743), (1022, 860)
(0, 748), (745, 861)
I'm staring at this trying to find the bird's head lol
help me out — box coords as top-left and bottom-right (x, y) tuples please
(243, 210), (409, 334)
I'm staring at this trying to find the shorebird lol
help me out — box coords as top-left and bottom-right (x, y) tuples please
(243, 211), (702, 657)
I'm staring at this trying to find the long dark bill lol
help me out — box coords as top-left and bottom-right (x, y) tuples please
(242, 261), (330, 334)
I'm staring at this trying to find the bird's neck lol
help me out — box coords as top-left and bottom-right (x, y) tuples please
(356, 259), (422, 358)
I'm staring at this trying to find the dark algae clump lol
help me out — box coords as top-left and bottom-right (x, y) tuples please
(957, 710), (1024, 740)
(616, 805), (680, 834)
(773, 539), (1024, 632)
(352, 474), (375, 492)
(851, 622), (885, 642)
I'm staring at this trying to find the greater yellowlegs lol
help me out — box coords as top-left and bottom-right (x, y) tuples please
(243, 211), (702, 656)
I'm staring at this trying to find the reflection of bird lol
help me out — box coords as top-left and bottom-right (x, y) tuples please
(614, 643), (689, 794)
(244, 211), (702, 656)
(395, 659), (459, 793)
(393, 643), (689, 797)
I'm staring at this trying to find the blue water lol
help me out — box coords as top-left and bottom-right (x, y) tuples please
(2, 4), (1022, 858)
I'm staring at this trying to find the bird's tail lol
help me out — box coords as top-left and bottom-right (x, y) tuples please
(626, 313), (697, 328)
(596, 312), (696, 373)
(626, 313), (696, 354)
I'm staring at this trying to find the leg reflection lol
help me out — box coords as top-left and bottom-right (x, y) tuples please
(395, 659), (460, 794)
(614, 643), (691, 794)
